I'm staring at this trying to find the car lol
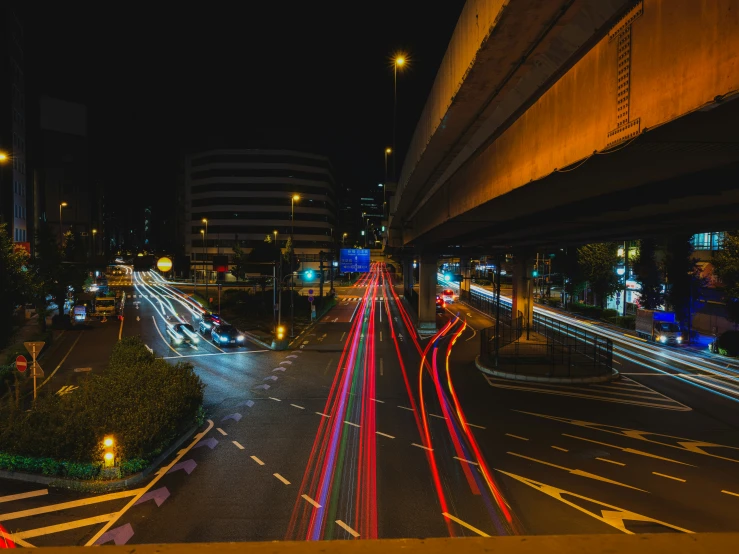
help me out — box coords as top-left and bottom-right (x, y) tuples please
(197, 313), (222, 334)
(442, 288), (455, 304)
(436, 295), (445, 313)
(166, 323), (200, 346)
(211, 324), (245, 346)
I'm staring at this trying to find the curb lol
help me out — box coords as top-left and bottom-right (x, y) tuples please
(0, 423), (200, 492)
(475, 355), (619, 384)
(242, 330), (277, 351)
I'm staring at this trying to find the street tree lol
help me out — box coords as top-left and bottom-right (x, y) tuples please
(663, 234), (705, 329)
(230, 243), (248, 281)
(552, 248), (585, 308)
(577, 242), (622, 308)
(632, 238), (664, 309)
(0, 223), (34, 343)
(711, 230), (739, 327)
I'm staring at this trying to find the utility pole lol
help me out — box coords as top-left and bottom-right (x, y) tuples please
(319, 251), (325, 310)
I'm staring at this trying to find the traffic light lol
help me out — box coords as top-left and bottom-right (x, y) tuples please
(532, 270), (539, 277)
(444, 273), (452, 282)
(303, 269), (315, 280)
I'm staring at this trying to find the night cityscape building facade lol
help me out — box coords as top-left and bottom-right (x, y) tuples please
(182, 149), (337, 278)
(0, 6), (28, 248)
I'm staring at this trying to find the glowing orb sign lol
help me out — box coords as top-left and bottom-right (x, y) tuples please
(157, 257), (173, 272)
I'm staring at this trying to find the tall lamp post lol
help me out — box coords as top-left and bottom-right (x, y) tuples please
(202, 218), (209, 303)
(342, 232), (348, 247)
(92, 228), (97, 257)
(290, 194), (300, 338)
(392, 55), (406, 179)
(59, 202), (68, 243)
(200, 229), (206, 301)
(384, 147), (391, 183)
(273, 229), (279, 328)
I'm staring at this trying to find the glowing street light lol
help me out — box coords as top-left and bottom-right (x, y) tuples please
(384, 147), (392, 182)
(0, 151), (8, 163)
(103, 436), (115, 467)
(59, 202), (68, 242)
(290, 194), (300, 338)
(391, 53), (408, 179)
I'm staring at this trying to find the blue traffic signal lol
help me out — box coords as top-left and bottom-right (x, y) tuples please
(532, 270), (539, 277)
(304, 270), (315, 280)
(444, 273), (452, 282)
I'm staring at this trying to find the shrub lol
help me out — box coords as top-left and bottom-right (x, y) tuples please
(716, 330), (739, 357)
(602, 309), (619, 319)
(0, 336), (204, 479)
(569, 302), (604, 319)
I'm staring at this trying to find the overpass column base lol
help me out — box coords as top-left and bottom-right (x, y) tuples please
(460, 256), (471, 302)
(512, 252), (534, 341)
(417, 253), (438, 334)
(402, 256), (414, 300)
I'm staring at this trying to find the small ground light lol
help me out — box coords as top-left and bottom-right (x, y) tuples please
(277, 326), (285, 340)
(103, 436), (115, 467)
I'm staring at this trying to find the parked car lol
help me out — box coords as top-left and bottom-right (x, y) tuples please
(211, 324), (245, 346)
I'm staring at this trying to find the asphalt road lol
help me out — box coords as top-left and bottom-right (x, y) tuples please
(2, 267), (739, 547)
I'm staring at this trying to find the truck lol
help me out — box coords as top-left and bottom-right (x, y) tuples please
(636, 309), (683, 345)
(93, 294), (117, 319)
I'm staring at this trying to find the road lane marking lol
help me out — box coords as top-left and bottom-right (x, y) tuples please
(376, 431), (395, 439)
(340, 332), (346, 342)
(442, 512), (490, 537)
(467, 422), (486, 429)
(371, 398), (384, 403)
(721, 490), (739, 498)
(316, 412), (330, 418)
(232, 441), (245, 450)
(38, 332), (84, 391)
(0, 489), (48, 504)
(14, 513), (117, 540)
(551, 446), (569, 452)
(561, 433), (695, 466)
(496, 469), (692, 534)
(269, 397), (281, 402)
(0, 490), (139, 521)
(398, 405), (414, 411)
(151, 316), (182, 356)
(344, 421), (360, 428)
(596, 457), (625, 466)
(380, 357), (383, 376)
(274, 473), (291, 485)
(430, 413), (447, 420)
(380, 331), (382, 342)
(301, 494), (322, 508)
(335, 519), (360, 538)
(507, 452), (646, 491)
(411, 443), (433, 452)
(290, 404), (305, 410)
(216, 428), (228, 436)
(454, 456), (479, 466)
(505, 433), (529, 441)
(652, 472), (686, 482)
(118, 316), (124, 340)
(161, 349), (269, 359)
(251, 456), (265, 466)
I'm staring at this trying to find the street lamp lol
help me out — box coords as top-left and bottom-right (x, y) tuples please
(273, 229), (279, 328)
(59, 202), (68, 242)
(290, 194), (300, 338)
(384, 147), (392, 182)
(92, 228), (97, 257)
(342, 232), (348, 247)
(202, 219), (209, 302)
(0, 151), (8, 163)
(392, 54), (407, 179)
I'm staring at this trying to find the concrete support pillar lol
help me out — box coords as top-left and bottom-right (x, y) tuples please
(417, 253), (438, 336)
(460, 256), (471, 301)
(402, 256), (414, 300)
(512, 252), (534, 340)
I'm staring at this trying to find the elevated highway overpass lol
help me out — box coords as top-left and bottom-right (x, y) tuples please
(387, 0), (739, 252)
(386, 0), (739, 333)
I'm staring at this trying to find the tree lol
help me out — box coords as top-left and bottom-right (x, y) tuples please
(247, 235), (280, 276)
(711, 230), (739, 327)
(577, 242), (622, 308)
(29, 222), (87, 324)
(230, 243), (248, 281)
(552, 248), (585, 308)
(663, 234), (705, 329)
(0, 224), (33, 341)
(632, 238), (663, 309)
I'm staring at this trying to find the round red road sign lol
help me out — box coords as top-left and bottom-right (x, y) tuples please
(15, 355), (27, 373)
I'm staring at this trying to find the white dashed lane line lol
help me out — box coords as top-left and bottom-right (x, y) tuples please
(301, 494), (322, 508)
(274, 473), (291, 485)
(232, 441), (245, 450)
(505, 433), (528, 441)
(411, 443), (433, 452)
(290, 404), (305, 410)
(250, 456), (265, 466)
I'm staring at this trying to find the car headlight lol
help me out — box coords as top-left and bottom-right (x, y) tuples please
(176, 337), (183, 343)
(659, 336), (666, 343)
(677, 336), (683, 342)
(237, 335), (245, 341)
(193, 337), (200, 343)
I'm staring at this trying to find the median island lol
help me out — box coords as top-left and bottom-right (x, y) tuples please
(0, 337), (204, 484)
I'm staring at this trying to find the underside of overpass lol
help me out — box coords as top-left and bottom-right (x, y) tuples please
(388, 0), (739, 254)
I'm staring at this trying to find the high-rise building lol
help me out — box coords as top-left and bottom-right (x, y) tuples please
(182, 149), (337, 279)
(0, 6), (29, 248)
(33, 95), (93, 249)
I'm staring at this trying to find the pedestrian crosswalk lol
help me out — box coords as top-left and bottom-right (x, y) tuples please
(483, 374), (691, 411)
(339, 297), (384, 302)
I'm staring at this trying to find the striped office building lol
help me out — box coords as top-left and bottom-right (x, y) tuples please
(184, 149), (337, 278)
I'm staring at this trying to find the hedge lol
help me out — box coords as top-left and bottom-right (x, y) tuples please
(0, 336), (204, 480)
(716, 331), (739, 357)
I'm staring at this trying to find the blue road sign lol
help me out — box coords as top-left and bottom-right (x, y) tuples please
(340, 248), (370, 273)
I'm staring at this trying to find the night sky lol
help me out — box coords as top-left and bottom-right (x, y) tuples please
(25, 3), (466, 216)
